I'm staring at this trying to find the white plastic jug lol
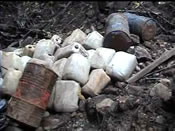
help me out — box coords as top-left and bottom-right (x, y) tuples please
(106, 51), (137, 81)
(2, 68), (22, 95)
(53, 80), (80, 112)
(63, 53), (90, 85)
(23, 44), (35, 57)
(33, 39), (56, 59)
(52, 58), (67, 78)
(62, 29), (87, 47)
(54, 42), (88, 61)
(83, 31), (104, 49)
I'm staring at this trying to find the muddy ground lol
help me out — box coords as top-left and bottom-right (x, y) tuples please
(1, 1), (175, 131)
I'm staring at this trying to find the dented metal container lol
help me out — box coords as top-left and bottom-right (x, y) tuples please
(103, 13), (133, 51)
(124, 12), (157, 41)
(7, 62), (58, 128)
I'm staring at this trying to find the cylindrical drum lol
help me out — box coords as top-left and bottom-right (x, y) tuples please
(103, 13), (133, 51)
(124, 12), (157, 41)
(7, 63), (58, 128)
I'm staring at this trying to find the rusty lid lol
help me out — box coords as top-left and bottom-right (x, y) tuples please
(142, 19), (157, 41)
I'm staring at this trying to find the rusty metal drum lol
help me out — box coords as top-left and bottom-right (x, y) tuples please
(7, 62), (58, 128)
(124, 12), (157, 41)
(103, 13), (133, 51)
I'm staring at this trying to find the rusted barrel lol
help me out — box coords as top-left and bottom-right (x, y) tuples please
(123, 12), (157, 41)
(103, 13), (133, 51)
(7, 62), (58, 128)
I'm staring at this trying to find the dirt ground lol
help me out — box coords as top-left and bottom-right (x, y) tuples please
(1, 1), (175, 131)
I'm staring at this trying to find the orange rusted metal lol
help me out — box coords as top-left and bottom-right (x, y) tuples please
(7, 62), (58, 128)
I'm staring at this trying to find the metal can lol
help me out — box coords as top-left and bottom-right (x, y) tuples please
(7, 62), (58, 128)
(124, 12), (157, 41)
(103, 13), (133, 51)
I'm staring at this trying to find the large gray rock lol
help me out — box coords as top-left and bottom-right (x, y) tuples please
(63, 53), (90, 85)
(150, 83), (172, 101)
(82, 69), (111, 96)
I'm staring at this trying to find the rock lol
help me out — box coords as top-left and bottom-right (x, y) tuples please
(4, 126), (23, 131)
(88, 48), (115, 70)
(63, 53), (90, 85)
(53, 80), (80, 112)
(79, 99), (86, 112)
(150, 83), (172, 101)
(22, 44), (35, 57)
(155, 115), (165, 124)
(85, 95), (107, 122)
(130, 34), (140, 45)
(54, 42), (88, 61)
(82, 69), (111, 96)
(135, 46), (152, 61)
(96, 98), (114, 112)
(41, 114), (70, 130)
(159, 78), (171, 87)
(2, 68), (22, 96)
(86, 10), (95, 18)
(35, 127), (44, 131)
(33, 39), (56, 59)
(83, 31), (104, 49)
(106, 51), (137, 81)
(52, 58), (67, 78)
(43, 111), (50, 118)
(62, 29), (87, 47)
(20, 36), (33, 48)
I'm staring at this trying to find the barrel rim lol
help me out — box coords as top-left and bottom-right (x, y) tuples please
(26, 62), (58, 78)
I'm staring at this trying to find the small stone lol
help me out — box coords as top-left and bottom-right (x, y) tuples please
(155, 115), (164, 124)
(86, 10), (94, 18)
(85, 29), (91, 34)
(159, 78), (171, 87)
(135, 66), (141, 71)
(43, 111), (50, 118)
(97, 24), (104, 30)
(130, 34), (140, 45)
(96, 98), (114, 112)
(4, 126), (23, 131)
(150, 83), (172, 101)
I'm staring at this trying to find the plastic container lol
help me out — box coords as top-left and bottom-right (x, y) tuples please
(63, 53), (90, 85)
(54, 42), (88, 61)
(83, 31), (104, 49)
(103, 13), (133, 51)
(53, 80), (80, 112)
(33, 39), (56, 59)
(82, 69), (111, 96)
(23, 45), (35, 57)
(2, 68), (22, 96)
(52, 58), (67, 78)
(62, 29), (87, 47)
(88, 48), (115, 70)
(106, 51), (137, 81)
(124, 13), (157, 41)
